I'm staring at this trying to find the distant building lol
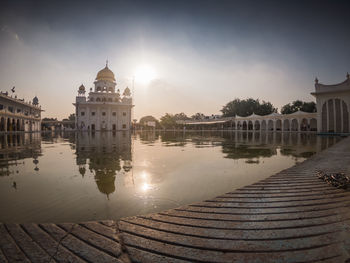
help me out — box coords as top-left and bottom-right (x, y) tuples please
(312, 73), (350, 133)
(0, 93), (42, 132)
(74, 63), (133, 131)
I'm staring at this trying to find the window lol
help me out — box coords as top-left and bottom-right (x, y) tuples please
(17, 109), (21, 113)
(112, 112), (116, 116)
(81, 112), (85, 116)
(0, 104), (4, 110)
(96, 98), (101, 102)
(102, 112), (106, 116)
(123, 112), (126, 116)
(122, 124), (126, 129)
(91, 112), (95, 116)
(8, 107), (13, 113)
(90, 97), (94, 102)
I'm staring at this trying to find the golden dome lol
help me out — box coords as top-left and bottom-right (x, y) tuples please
(96, 65), (116, 82)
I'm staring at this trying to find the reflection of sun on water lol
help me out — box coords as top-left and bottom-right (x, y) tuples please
(141, 182), (151, 192)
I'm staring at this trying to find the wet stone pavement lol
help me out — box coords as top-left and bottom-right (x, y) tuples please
(1, 136), (350, 263)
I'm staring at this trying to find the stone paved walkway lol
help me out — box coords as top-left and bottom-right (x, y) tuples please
(1, 137), (350, 263)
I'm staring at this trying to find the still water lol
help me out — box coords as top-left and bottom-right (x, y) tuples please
(0, 131), (341, 223)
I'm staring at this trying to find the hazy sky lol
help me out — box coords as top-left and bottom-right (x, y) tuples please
(1, 0), (350, 119)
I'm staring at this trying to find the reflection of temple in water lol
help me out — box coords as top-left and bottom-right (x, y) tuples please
(141, 130), (341, 163)
(219, 131), (341, 161)
(0, 133), (42, 176)
(75, 132), (132, 198)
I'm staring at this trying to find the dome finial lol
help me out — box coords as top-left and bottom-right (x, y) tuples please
(106, 59), (108, 68)
(315, 77), (318, 84)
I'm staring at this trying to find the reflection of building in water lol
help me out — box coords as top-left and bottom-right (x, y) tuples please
(75, 132), (132, 197)
(220, 131), (339, 161)
(0, 133), (42, 176)
(0, 93), (42, 132)
(74, 62), (133, 131)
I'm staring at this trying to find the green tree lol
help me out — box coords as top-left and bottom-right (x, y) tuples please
(173, 112), (190, 121)
(221, 98), (277, 117)
(191, 112), (206, 120)
(68, 113), (76, 121)
(281, 100), (316, 114)
(160, 113), (178, 129)
(139, 115), (161, 129)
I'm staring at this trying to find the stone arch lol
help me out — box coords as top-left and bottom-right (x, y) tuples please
(7, 118), (11, 131)
(291, 119), (298, 131)
(310, 118), (317, 131)
(90, 97), (94, 102)
(16, 119), (20, 131)
(248, 120), (253, 130)
(343, 101), (349, 133)
(254, 120), (260, 130)
(300, 118), (308, 131)
(96, 86), (102, 92)
(267, 120), (274, 131)
(321, 102), (327, 132)
(102, 97), (106, 102)
(276, 119), (282, 131)
(12, 119), (16, 131)
(283, 119), (290, 131)
(261, 120), (267, 130)
(96, 97), (101, 102)
(0, 117), (5, 132)
(242, 121), (247, 130)
(335, 99), (341, 132)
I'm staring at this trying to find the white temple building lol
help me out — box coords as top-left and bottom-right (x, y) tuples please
(312, 73), (350, 133)
(74, 63), (133, 131)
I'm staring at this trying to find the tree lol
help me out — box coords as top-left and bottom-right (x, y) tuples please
(160, 113), (178, 129)
(173, 112), (190, 121)
(42, 117), (57, 121)
(191, 112), (206, 120)
(68, 113), (76, 121)
(221, 98), (277, 117)
(139, 115), (161, 129)
(281, 100), (316, 114)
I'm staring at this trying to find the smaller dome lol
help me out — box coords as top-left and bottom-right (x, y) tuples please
(123, 87), (131, 97)
(96, 65), (116, 82)
(32, 96), (39, 105)
(79, 84), (85, 91)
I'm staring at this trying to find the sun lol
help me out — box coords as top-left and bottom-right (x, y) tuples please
(134, 64), (156, 85)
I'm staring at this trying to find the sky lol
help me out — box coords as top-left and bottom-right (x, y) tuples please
(1, 0), (350, 120)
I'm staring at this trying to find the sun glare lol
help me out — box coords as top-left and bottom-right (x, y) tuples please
(134, 64), (157, 85)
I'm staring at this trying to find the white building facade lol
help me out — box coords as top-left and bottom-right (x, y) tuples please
(0, 93), (41, 132)
(311, 74), (350, 133)
(74, 64), (133, 131)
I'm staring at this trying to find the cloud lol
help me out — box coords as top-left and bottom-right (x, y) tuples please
(1, 25), (19, 40)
